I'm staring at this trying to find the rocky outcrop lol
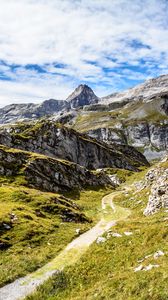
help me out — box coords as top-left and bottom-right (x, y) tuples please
(88, 127), (127, 145)
(83, 99), (130, 112)
(87, 121), (168, 160)
(0, 121), (149, 171)
(0, 145), (113, 192)
(144, 162), (168, 215)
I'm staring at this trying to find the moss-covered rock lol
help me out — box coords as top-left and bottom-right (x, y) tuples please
(0, 145), (113, 192)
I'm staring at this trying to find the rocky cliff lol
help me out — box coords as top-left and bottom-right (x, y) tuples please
(87, 120), (168, 160)
(0, 121), (149, 171)
(0, 145), (113, 193)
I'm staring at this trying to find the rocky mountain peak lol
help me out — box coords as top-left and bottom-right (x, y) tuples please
(66, 84), (99, 108)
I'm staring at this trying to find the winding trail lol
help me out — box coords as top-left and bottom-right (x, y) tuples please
(0, 189), (131, 300)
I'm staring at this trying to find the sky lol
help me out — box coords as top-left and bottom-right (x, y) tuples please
(0, 0), (168, 107)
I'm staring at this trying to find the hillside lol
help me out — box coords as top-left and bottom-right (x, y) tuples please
(0, 119), (149, 293)
(0, 158), (167, 299)
(0, 121), (148, 170)
(22, 159), (168, 300)
(0, 166), (114, 288)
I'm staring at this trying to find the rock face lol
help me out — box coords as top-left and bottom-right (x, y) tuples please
(0, 121), (149, 171)
(87, 121), (168, 160)
(144, 162), (168, 215)
(0, 145), (112, 192)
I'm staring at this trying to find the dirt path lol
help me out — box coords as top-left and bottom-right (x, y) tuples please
(0, 190), (130, 300)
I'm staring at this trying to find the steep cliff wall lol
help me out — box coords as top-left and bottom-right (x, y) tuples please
(0, 121), (149, 171)
(87, 121), (168, 160)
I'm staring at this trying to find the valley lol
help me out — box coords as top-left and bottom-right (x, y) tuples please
(0, 74), (167, 300)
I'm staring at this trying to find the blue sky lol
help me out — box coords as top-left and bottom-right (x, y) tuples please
(0, 0), (168, 106)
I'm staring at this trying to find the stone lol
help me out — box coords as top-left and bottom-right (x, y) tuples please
(144, 264), (160, 271)
(0, 241), (11, 250)
(108, 174), (121, 186)
(134, 264), (143, 272)
(153, 250), (164, 259)
(75, 228), (80, 235)
(3, 223), (11, 230)
(111, 233), (122, 238)
(124, 231), (133, 236)
(96, 237), (106, 244)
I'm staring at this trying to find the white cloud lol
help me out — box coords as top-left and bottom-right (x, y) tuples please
(0, 0), (168, 106)
(0, 67), (76, 106)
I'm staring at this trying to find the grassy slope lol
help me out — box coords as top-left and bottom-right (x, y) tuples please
(73, 100), (168, 133)
(0, 174), (112, 287)
(26, 164), (168, 300)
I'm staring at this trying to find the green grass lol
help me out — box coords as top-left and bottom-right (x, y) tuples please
(0, 175), (112, 287)
(72, 99), (168, 134)
(104, 168), (134, 183)
(64, 186), (113, 223)
(25, 166), (168, 300)
(27, 211), (168, 300)
(73, 111), (119, 132)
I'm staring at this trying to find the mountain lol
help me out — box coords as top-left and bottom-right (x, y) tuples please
(0, 75), (168, 160)
(0, 85), (98, 124)
(0, 99), (68, 124)
(101, 74), (168, 104)
(71, 75), (168, 160)
(66, 84), (99, 108)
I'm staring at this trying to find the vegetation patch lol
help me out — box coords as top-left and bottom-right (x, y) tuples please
(0, 174), (112, 287)
(0, 142), (116, 289)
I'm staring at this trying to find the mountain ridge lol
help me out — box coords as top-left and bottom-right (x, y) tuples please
(0, 74), (168, 160)
(1, 74), (168, 125)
